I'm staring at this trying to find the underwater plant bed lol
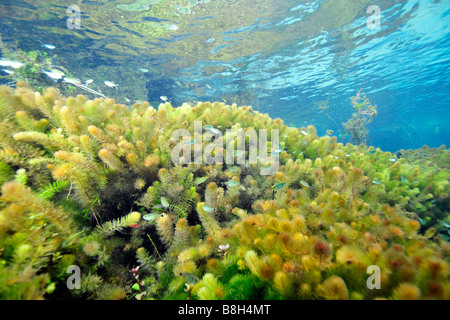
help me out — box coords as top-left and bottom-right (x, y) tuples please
(0, 82), (448, 300)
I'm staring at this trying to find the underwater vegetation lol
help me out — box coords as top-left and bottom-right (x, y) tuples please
(342, 88), (378, 146)
(0, 82), (448, 300)
(0, 37), (108, 101)
(0, 37), (58, 92)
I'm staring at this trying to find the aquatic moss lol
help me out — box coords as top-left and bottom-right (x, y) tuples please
(223, 273), (268, 300)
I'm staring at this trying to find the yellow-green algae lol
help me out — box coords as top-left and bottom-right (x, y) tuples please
(0, 82), (448, 300)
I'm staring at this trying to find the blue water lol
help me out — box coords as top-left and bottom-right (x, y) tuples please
(0, 0), (449, 152)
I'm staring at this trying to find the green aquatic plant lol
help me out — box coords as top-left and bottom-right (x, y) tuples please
(0, 41), (54, 91)
(0, 181), (79, 299)
(0, 38), (106, 99)
(0, 83), (448, 300)
(343, 88), (378, 146)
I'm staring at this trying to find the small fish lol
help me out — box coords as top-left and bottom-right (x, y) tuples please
(181, 273), (200, 285)
(2, 69), (13, 75)
(202, 205), (215, 213)
(182, 139), (196, 145)
(440, 221), (450, 229)
(272, 182), (286, 191)
(139, 68), (149, 73)
(104, 81), (118, 88)
(129, 223), (139, 228)
(85, 79), (93, 85)
(160, 96), (168, 102)
(43, 44), (56, 50)
(160, 197), (170, 208)
(0, 60), (24, 69)
(300, 180), (310, 188)
(218, 244), (229, 252)
(63, 77), (82, 85)
(224, 180), (239, 187)
(205, 127), (221, 135)
(372, 180), (383, 185)
(389, 158), (397, 162)
(369, 150), (376, 154)
(143, 213), (161, 222)
(234, 150), (245, 157)
(44, 72), (63, 80)
(194, 177), (208, 185)
(401, 176), (406, 183)
(167, 24), (179, 31)
(301, 130), (309, 135)
(272, 144), (286, 153)
(420, 166), (426, 170)
(43, 69), (65, 80)
(326, 129), (334, 136)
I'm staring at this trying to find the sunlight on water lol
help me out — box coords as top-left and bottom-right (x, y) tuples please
(0, 0), (448, 150)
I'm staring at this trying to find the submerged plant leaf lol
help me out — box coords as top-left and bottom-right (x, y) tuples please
(425, 227), (437, 238)
(132, 283), (140, 291)
(194, 177), (208, 185)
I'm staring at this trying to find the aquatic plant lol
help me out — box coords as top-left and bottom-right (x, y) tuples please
(343, 88), (378, 145)
(0, 37), (58, 91)
(0, 181), (79, 299)
(0, 38), (105, 99)
(0, 83), (448, 300)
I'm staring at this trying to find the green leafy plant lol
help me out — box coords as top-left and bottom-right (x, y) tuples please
(0, 83), (448, 301)
(343, 88), (378, 145)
